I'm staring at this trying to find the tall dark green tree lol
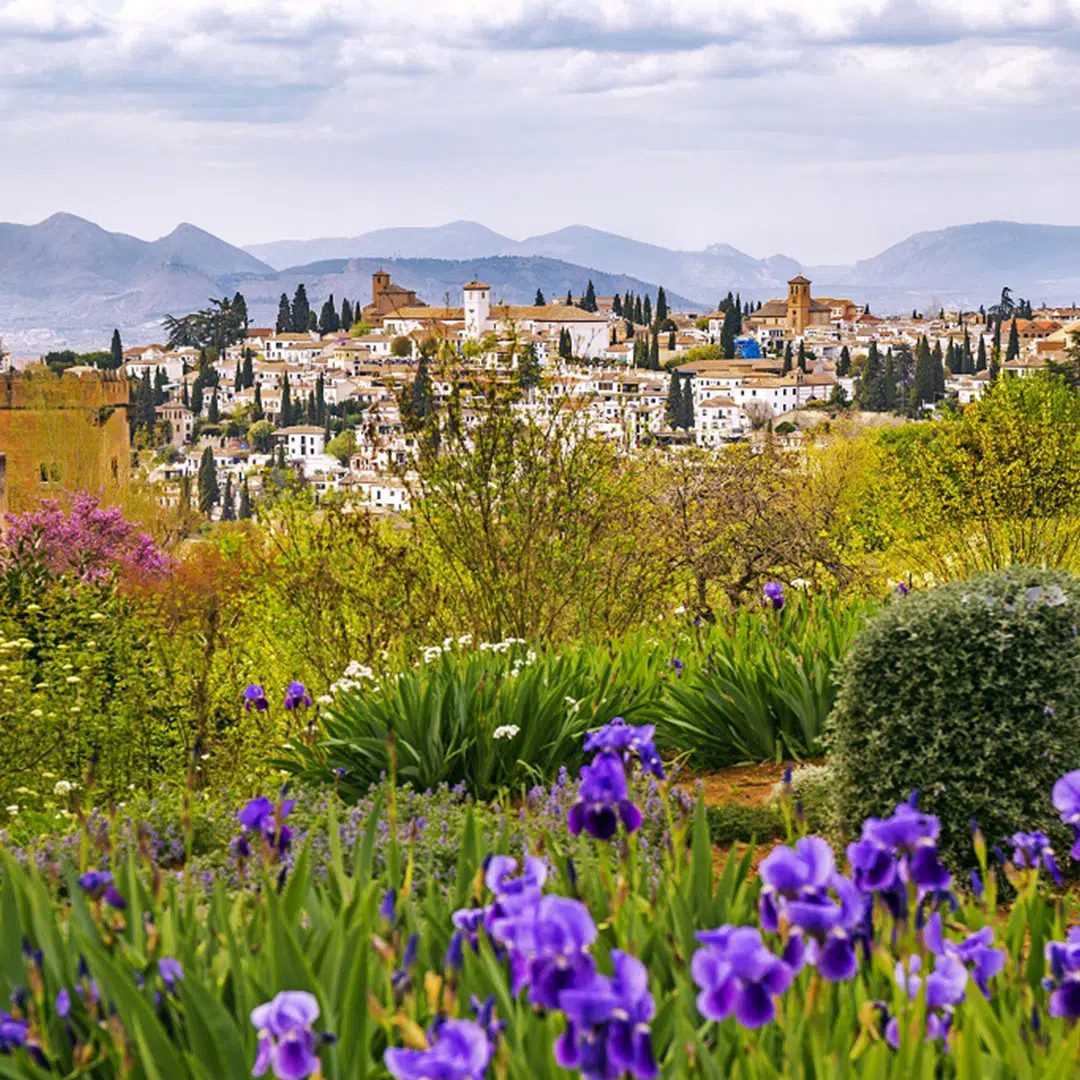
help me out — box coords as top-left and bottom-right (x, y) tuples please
(856, 341), (886, 411)
(109, 329), (124, 370)
(720, 309), (738, 359)
(632, 337), (648, 368)
(680, 375), (695, 430)
(153, 368), (167, 406)
(883, 349), (898, 412)
(134, 368), (156, 433)
(643, 295), (652, 326)
(280, 373), (292, 427)
(559, 328), (573, 361)
(649, 332), (660, 370)
(797, 340), (807, 373)
(253, 383), (264, 421)
(667, 329), (676, 351)
(234, 361), (243, 392)
(221, 475), (235, 521)
(612, 294), (622, 317)
(207, 389), (220, 424)
(932, 340), (946, 396)
(836, 345), (851, 377)
(182, 381), (190, 408)
(197, 447), (219, 514)
(634, 296), (644, 325)
(409, 357), (434, 426)
(341, 297), (354, 329)
(291, 285), (311, 334)
(242, 350), (254, 389)
(232, 292), (249, 332)
(534, 288), (546, 307)
(782, 340), (793, 374)
(517, 343), (541, 392)
(976, 336), (987, 373)
(319, 295), (339, 335)
(315, 374), (326, 425)
(581, 281), (597, 312)
(565, 289), (573, 306)
(655, 287), (668, 326)
(238, 478), (252, 520)
(1007, 318), (1020, 361)
(665, 371), (683, 428)
(276, 293), (292, 333)
(913, 335), (935, 407)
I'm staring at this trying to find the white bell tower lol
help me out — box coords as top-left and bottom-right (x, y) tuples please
(463, 281), (490, 339)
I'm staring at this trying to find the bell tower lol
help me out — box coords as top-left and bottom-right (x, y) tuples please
(787, 276), (812, 334)
(372, 271), (390, 304)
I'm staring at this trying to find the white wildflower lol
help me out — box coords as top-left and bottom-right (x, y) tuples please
(492, 725), (520, 741)
(6, 806), (18, 816)
(790, 579), (811, 590)
(317, 694), (334, 705)
(673, 605), (686, 615)
(53, 780), (74, 797)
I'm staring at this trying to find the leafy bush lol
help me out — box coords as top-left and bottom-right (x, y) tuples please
(766, 763), (837, 837)
(281, 641), (667, 800)
(705, 803), (783, 846)
(656, 593), (872, 766)
(828, 566), (1080, 868)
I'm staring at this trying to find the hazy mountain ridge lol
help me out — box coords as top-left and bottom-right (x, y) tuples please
(4, 214), (1080, 353)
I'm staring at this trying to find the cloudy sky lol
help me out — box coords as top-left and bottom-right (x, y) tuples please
(1, 0), (1078, 262)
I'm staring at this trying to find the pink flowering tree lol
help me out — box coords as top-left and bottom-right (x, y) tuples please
(2, 492), (171, 583)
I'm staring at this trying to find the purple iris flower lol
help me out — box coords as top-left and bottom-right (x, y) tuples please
(568, 752), (642, 841)
(556, 950), (658, 1080)
(78, 870), (126, 910)
(0, 1013), (28, 1053)
(584, 719), (665, 780)
(56, 988), (71, 1019)
(490, 896), (598, 1009)
(237, 796), (295, 857)
(847, 798), (951, 896)
(1052, 771), (1080, 859)
(763, 581), (785, 611)
(758, 836), (834, 932)
(1009, 832), (1063, 884)
(284, 682), (312, 712)
(885, 954), (967, 1049)
(924, 913), (1004, 998)
(485, 856), (547, 916)
(159, 958), (184, 994)
(243, 684), (270, 712)
(384, 1019), (493, 1080)
(691, 926), (794, 1029)
(379, 888), (397, 924)
(470, 995), (506, 1044)
(1046, 928), (1080, 1022)
(251, 991), (322, 1080)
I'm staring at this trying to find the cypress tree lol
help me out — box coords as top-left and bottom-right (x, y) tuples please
(634, 296), (644, 325)
(945, 340), (957, 374)
(110, 329), (123, 370)
(253, 383), (264, 420)
(565, 289), (573, 306)
(208, 389), (219, 424)
(720, 309), (737, 359)
(976, 336), (987, 373)
(643, 295), (652, 327)
(914, 335), (934, 407)
(883, 349), (897, 412)
(625, 320), (635, 340)
(280, 373), (292, 427)
(649, 332), (660, 370)
(932, 340), (946, 396)
(783, 341), (793, 374)
(232, 292), (249, 332)
(234, 361), (243, 392)
(680, 375), (695, 430)
(238, 478), (252, 520)
(797, 340), (807, 373)
(308, 310), (317, 332)
(582, 281), (597, 312)
(276, 293), (291, 333)
(612, 294), (622, 317)
(665, 371), (682, 428)
(668, 329), (676, 351)
(197, 446), (219, 514)
(276, 442), (286, 469)
(135, 369), (155, 433)
(154, 368), (167, 406)
(221, 475), (235, 521)
(305, 392), (315, 425)
(1007, 317), (1020, 361)
(316, 374), (326, 425)
(517, 342), (542, 391)
(341, 297), (354, 329)
(291, 285), (311, 333)
(534, 288), (546, 306)
(837, 345), (851, 377)
(655, 287), (668, 325)
(410, 357), (433, 422)
(182, 380), (190, 408)
(857, 341), (885, 411)
(624, 292), (633, 321)
(318, 295), (339, 335)
(190, 380), (204, 418)
(632, 337), (648, 368)
(242, 350), (254, 389)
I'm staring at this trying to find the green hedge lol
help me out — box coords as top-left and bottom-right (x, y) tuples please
(828, 566), (1080, 869)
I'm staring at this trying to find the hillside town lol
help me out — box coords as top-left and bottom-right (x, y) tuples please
(11, 270), (1078, 519)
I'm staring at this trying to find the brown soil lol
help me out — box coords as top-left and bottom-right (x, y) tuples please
(690, 761), (793, 808)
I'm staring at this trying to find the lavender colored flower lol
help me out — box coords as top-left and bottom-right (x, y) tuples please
(491, 896), (598, 1009)
(78, 870), (127, 909)
(584, 718), (665, 780)
(55, 988), (71, 1018)
(1044, 928), (1080, 1021)
(1008, 832), (1062, 884)
(159, 958), (184, 994)
(243, 685), (270, 713)
(763, 581), (785, 611)
(846, 797), (951, 896)
(251, 991), (322, 1080)
(885, 953), (967, 1048)
(0, 1013), (28, 1053)
(1053, 770), (1080, 859)
(238, 796), (295, 857)
(924, 913), (1004, 997)
(284, 682), (312, 712)
(556, 950), (658, 1080)
(568, 752), (642, 841)
(691, 926), (794, 1029)
(385, 1019), (493, 1080)
(380, 888), (397, 924)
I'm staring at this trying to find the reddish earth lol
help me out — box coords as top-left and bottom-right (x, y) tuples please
(690, 761), (793, 808)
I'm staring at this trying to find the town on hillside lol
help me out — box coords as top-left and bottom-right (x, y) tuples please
(2, 272), (1075, 519)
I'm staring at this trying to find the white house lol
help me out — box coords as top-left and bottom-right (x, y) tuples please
(277, 425), (326, 459)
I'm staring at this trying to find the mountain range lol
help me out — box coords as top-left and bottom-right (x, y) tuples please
(3, 213), (1080, 353)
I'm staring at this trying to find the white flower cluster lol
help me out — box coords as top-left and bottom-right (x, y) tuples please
(478, 638), (527, 653)
(328, 660), (376, 698)
(790, 579), (812, 590)
(492, 725), (520, 741)
(53, 780), (75, 797)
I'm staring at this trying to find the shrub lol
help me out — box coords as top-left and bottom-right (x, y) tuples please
(766, 763), (836, 837)
(705, 803), (783, 846)
(828, 566), (1080, 869)
(281, 641), (666, 800)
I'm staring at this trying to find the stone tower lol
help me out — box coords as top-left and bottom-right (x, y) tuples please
(372, 271), (390, 304)
(463, 281), (491, 339)
(787, 275), (812, 335)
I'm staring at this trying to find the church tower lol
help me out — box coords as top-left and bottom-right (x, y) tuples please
(787, 275), (812, 335)
(463, 281), (491, 339)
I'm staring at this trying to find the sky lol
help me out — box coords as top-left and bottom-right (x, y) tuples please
(1, 0), (1079, 264)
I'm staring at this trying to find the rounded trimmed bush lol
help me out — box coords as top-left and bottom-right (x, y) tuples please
(828, 567), (1080, 870)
